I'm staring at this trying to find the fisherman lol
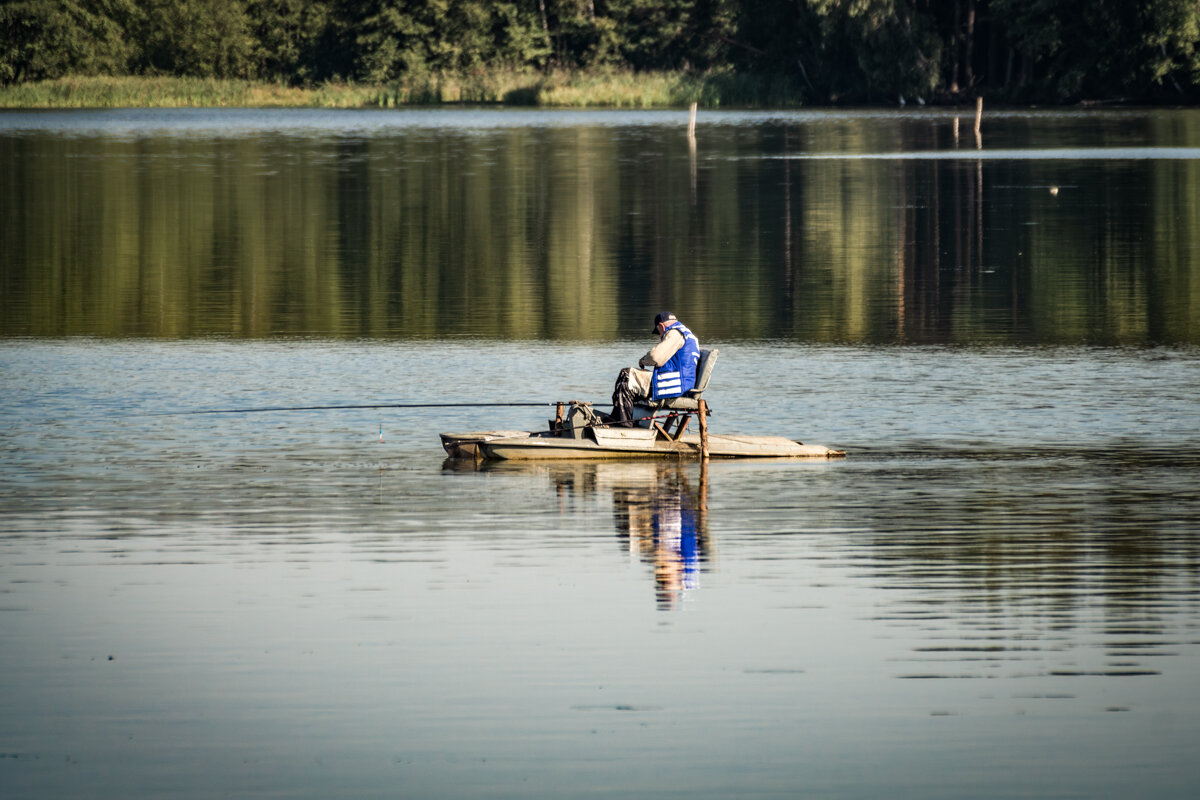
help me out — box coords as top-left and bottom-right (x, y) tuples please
(609, 312), (700, 425)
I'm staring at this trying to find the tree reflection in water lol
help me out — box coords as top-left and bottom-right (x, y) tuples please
(6, 110), (1199, 345)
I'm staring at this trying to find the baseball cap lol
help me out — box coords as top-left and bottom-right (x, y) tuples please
(653, 312), (676, 331)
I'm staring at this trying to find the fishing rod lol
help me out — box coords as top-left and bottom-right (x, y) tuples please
(154, 401), (595, 417)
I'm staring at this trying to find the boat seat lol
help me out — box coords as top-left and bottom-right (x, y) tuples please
(636, 348), (718, 412)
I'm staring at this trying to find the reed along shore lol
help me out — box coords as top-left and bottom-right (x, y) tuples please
(0, 71), (809, 110)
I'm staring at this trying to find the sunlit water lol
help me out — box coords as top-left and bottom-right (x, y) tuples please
(3, 109), (1200, 798)
(3, 338), (1199, 799)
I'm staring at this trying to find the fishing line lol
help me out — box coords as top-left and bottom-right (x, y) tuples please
(151, 401), (598, 417)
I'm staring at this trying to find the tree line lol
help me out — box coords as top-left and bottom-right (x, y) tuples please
(3, 1), (1199, 104)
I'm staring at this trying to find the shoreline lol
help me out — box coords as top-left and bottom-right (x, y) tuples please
(0, 73), (1151, 111)
(0, 72), (783, 110)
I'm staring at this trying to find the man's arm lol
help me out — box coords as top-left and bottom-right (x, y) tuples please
(638, 329), (685, 368)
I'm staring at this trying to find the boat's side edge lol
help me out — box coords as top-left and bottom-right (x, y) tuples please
(477, 435), (845, 461)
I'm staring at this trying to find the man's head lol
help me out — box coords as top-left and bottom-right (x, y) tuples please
(653, 312), (677, 333)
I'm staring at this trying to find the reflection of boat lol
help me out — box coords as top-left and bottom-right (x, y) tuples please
(450, 460), (713, 609)
(609, 461), (709, 610)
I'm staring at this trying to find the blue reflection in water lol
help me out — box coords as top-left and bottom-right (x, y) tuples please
(472, 461), (712, 609)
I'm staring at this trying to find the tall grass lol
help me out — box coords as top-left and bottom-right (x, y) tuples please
(0, 71), (806, 109)
(0, 76), (375, 108)
(534, 69), (805, 107)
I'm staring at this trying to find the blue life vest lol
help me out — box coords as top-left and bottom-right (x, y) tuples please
(651, 322), (700, 399)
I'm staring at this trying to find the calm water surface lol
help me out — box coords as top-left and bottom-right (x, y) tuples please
(4, 107), (1199, 343)
(2, 109), (1200, 799)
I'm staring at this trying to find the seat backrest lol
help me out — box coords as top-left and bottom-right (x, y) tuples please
(688, 348), (718, 396)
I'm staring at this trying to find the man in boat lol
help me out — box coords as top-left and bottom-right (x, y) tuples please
(609, 312), (700, 425)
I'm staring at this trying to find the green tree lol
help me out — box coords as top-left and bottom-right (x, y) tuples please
(341, 0), (548, 82)
(608, 0), (698, 69)
(993, 0), (1200, 101)
(490, 1), (553, 67)
(3, 0), (1199, 103)
(732, 0), (941, 102)
(0, 0), (138, 84)
(812, 0), (941, 101)
(349, 0), (438, 81)
(529, 0), (740, 71)
(245, 0), (331, 82)
(136, 0), (256, 78)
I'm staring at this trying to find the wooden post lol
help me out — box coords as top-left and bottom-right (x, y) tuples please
(688, 106), (698, 200)
(697, 399), (709, 459)
(974, 96), (983, 149)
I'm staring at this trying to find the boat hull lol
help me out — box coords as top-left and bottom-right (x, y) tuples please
(442, 428), (844, 460)
(440, 431), (528, 459)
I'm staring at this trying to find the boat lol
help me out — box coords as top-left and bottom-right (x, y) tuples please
(441, 348), (845, 461)
(441, 425), (843, 460)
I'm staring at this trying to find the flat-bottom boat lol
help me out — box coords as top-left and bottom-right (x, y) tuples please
(441, 350), (844, 461)
(441, 401), (844, 461)
(441, 426), (843, 460)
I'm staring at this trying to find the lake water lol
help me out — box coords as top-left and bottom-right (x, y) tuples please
(2, 108), (1200, 799)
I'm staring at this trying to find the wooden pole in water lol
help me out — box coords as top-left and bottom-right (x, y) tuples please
(687, 102), (697, 139)
(697, 399), (709, 459)
(974, 96), (983, 148)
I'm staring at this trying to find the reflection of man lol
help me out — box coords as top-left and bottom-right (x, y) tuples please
(611, 312), (700, 425)
(611, 464), (707, 609)
(649, 492), (700, 609)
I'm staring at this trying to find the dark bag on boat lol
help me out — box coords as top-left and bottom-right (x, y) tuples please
(609, 367), (637, 427)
